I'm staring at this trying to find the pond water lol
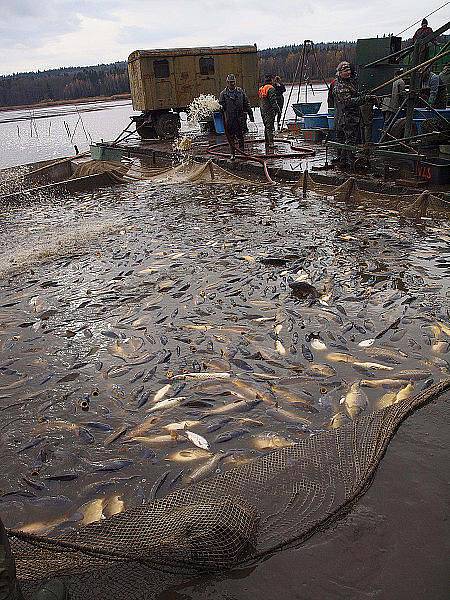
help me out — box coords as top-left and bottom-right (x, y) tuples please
(0, 84), (329, 169)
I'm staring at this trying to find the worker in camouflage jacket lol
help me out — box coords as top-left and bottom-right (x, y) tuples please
(258, 75), (281, 148)
(219, 74), (254, 160)
(332, 61), (377, 166)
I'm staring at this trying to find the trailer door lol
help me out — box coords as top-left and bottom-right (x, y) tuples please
(174, 56), (196, 110)
(196, 55), (217, 97)
(152, 57), (175, 109)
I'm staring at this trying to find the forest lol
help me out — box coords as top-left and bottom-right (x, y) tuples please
(0, 42), (356, 107)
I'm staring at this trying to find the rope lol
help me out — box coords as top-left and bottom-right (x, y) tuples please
(395, 2), (450, 36)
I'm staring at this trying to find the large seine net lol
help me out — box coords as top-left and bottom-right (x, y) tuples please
(9, 379), (450, 599)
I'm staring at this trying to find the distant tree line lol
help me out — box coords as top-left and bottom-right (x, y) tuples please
(259, 42), (356, 82)
(8, 39), (437, 107)
(0, 62), (130, 107)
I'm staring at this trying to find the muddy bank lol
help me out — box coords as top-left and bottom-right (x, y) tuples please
(0, 94), (131, 113)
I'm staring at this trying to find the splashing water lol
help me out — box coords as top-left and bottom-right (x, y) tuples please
(0, 165), (28, 196)
(187, 94), (221, 124)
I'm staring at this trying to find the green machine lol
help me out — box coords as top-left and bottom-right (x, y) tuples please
(356, 36), (402, 93)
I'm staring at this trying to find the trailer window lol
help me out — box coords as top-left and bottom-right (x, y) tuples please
(154, 60), (170, 78)
(199, 57), (215, 75)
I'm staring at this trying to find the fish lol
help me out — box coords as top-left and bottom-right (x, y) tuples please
(103, 496), (125, 517)
(275, 340), (286, 355)
(183, 452), (231, 485)
(363, 347), (407, 363)
(395, 382), (414, 402)
(393, 370), (431, 381)
(328, 413), (350, 429)
(360, 378), (407, 389)
(375, 391), (397, 410)
(88, 459), (133, 472)
(33, 420), (80, 435)
(266, 406), (311, 426)
(311, 338), (327, 351)
(358, 338), (375, 347)
(147, 397), (184, 414)
(153, 384), (172, 403)
(326, 352), (354, 363)
(164, 420), (200, 432)
(252, 433), (294, 450)
(305, 363), (336, 377)
(171, 372), (231, 381)
(215, 428), (249, 443)
(183, 430), (209, 450)
(343, 382), (368, 419)
(271, 386), (317, 412)
(167, 449), (212, 462)
(352, 361), (394, 371)
(206, 393), (260, 415)
(432, 340), (449, 354)
(126, 434), (176, 445)
(80, 498), (105, 525)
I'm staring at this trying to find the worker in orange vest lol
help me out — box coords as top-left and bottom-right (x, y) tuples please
(258, 75), (281, 149)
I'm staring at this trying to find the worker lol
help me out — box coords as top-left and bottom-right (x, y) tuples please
(258, 75), (281, 149)
(412, 18), (433, 42)
(332, 61), (377, 166)
(272, 76), (286, 129)
(1, 519), (67, 600)
(421, 68), (447, 108)
(218, 73), (254, 160)
(412, 18), (434, 61)
(380, 69), (406, 124)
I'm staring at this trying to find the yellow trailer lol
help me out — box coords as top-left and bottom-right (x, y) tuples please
(127, 45), (259, 138)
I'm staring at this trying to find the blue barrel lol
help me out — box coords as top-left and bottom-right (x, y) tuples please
(213, 111), (225, 134)
(304, 114), (329, 129)
(371, 116), (384, 142)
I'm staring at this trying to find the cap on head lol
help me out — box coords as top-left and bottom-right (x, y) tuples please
(336, 61), (351, 75)
(226, 73), (236, 83)
(422, 18), (428, 25)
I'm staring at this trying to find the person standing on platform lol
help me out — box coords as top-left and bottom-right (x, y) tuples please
(332, 61), (377, 166)
(273, 76), (286, 129)
(219, 74), (254, 160)
(421, 69), (447, 108)
(258, 75), (281, 149)
(412, 19), (435, 61)
(381, 69), (406, 124)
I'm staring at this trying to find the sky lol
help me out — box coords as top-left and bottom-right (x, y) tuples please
(0, 0), (448, 75)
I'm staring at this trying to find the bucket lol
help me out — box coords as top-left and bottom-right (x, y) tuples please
(304, 114), (329, 129)
(213, 112), (225, 134)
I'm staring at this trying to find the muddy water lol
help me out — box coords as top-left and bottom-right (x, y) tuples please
(0, 182), (449, 538)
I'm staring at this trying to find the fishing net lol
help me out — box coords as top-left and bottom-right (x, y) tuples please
(294, 171), (450, 217)
(73, 159), (259, 185)
(8, 379), (450, 599)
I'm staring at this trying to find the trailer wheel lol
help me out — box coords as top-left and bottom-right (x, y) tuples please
(156, 113), (180, 139)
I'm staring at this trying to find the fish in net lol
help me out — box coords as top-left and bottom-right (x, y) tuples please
(293, 171), (450, 217)
(8, 379), (450, 599)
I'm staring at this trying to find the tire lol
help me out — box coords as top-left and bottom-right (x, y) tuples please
(155, 113), (180, 139)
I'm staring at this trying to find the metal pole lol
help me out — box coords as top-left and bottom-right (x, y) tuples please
(369, 46), (450, 94)
(281, 42), (307, 130)
(295, 42), (309, 121)
(379, 96), (409, 143)
(404, 40), (422, 139)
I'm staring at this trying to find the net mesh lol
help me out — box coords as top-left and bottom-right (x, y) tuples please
(74, 159), (260, 185)
(294, 171), (450, 217)
(9, 379), (450, 599)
